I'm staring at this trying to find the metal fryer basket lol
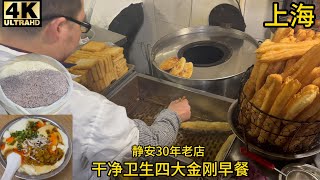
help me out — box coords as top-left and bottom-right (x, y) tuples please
(106, 73), (234, 163)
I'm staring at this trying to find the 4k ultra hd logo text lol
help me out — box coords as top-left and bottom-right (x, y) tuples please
(3, 0), (41, 27)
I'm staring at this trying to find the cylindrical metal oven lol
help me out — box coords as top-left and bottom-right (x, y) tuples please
(152, 26), (258, 99)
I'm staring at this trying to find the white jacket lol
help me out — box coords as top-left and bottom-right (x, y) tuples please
(0, 45), (139, 180)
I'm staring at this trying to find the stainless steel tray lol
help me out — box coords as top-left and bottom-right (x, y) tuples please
(105, 73), (234, 176)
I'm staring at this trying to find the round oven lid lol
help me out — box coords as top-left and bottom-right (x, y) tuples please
(152, 26), (258, 80)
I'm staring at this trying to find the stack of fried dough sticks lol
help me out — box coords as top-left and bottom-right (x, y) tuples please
(240, 27), (320, 153)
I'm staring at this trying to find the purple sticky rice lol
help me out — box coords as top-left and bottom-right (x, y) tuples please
(0, 70), (69, 108)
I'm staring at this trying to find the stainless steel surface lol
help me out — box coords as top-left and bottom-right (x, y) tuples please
(106, 73), (234, 164)
(155, 70), (243, 100)
(227, 100), (320, 160)
(152, 26), (258, 80)
(0, 116), (72, 180)
(90, 26), (127, 46)
(151, 26), (258, 99)
(279, 164), (320, 180)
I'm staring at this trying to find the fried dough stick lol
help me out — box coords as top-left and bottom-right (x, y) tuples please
(296, 94), (320, 121)
(258, 77), (301, 143)
(283, 85), (319, 120)
(301, 67), (320, 89)
(286, 80), (320, 151)
(239, 62), (261, 125)
(314, 32), (320, 40)
(251, 74), (283, 137)
(282, 44), (320, 80)
(312, 77), (320, 87)
(259, 47), (317, 63)
(272, 28), (293, 42)
(260, 39), (275, 46)
(181, 121), (231, 132)
(245, 74), (273, 132)
(274, 85), (319, 146)
(286, 105), (320, 152)
(257, 40), (320, 63)
(255, 63), (269, 92)
(242, 62), (261, 100)
(283, 59), (298, 72)
(240, 62), (262, 125)
(247, 74), (282, 137)
(295, 29), (308, 42)
(266, 62), (286, 76)
(280, 36), (296, 43)
(286, 44), (320, 82)
(305, 29), (316, 41)
(256, 40), (320, 54)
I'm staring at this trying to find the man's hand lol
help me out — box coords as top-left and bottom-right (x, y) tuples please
(168, 98), (191, 122)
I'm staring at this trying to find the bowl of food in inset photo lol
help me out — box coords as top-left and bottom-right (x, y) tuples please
(0, 116), (72, 179)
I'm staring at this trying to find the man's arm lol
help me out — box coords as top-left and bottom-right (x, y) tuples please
(133, 109), (180, 146)
(133, 99), (191, 146)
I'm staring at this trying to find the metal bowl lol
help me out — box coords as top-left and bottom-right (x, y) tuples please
(0, 116), (72, 179)
(279, 164), (320, 180)
(227, 100), (320, 160)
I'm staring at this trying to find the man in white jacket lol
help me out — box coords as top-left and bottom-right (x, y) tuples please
(0, 0), (191, 179)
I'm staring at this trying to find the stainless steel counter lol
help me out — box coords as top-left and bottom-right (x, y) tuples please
(91, 26), (127, 46)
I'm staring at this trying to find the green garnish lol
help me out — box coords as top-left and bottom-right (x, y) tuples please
(10, 122), (39, 150)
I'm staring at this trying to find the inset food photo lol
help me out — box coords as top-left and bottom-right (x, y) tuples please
(0, 115), (72, 180)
